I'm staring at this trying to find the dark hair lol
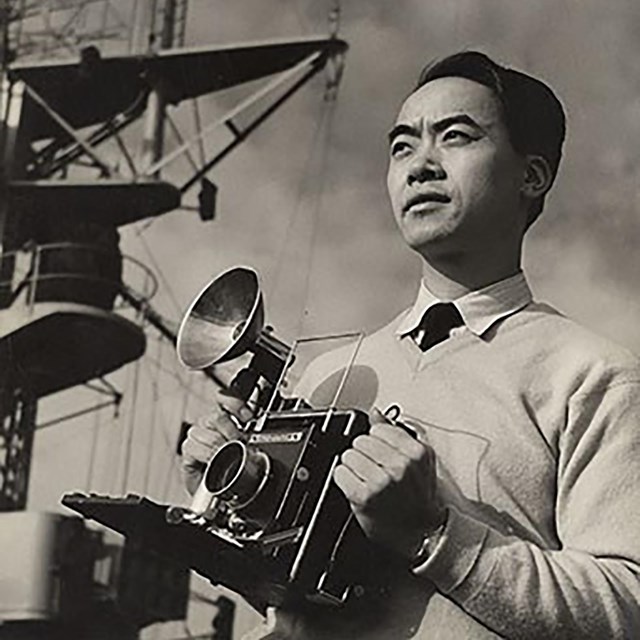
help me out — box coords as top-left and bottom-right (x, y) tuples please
(416, 51), (566, 225)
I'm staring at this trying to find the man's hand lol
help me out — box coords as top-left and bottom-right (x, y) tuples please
(181, 388), (253, 495)
(333, 410), (446, 559)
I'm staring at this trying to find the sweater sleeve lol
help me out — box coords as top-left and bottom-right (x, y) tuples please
(414, 380), (640, 639)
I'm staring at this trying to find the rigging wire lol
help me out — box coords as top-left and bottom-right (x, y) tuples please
(265, 102), (330, 301)
(103, 378), (125, 494)
(266, 0), (345, 326)
(131, 228), (184, 315)
(119, 356), (142, 493)
(132, 351), (192, 501)
(140, 335), (200, 498)
(84, 377), (122, 399)
(158, 410), (187, 502)
(85, 405), (103, 491)
(266, 94), (339, 337)
(142, 336), (163, 494)
(296, 96), (338, 337)
(120, 332), (192, 498)
(36, 398), (119, 430)
(107, 0), (347, 510)
(132, 2), (347, 331)
(144, 353), (211, 404)
(160, 383), (192, 501)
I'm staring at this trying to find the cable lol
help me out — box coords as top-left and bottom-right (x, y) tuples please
(143, 353), (211, 404)
(120, 356), (142, 493)
(296, 102), (336, 335)
(133, 350), (195, 502)
(142, 337), (162, 494)
(104, 381), (125, 494)
(266, 100), (331, 309)
(132, 229), (184, 315)
(296, 96), (339, 337)
(292, 0), (345, 332)
(85, 406), (102, 491)
(266, 6), (345, 326)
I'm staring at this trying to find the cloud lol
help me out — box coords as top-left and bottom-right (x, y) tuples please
(115, 0), (640, 354)
(23, 7), (640, 638)
(32, 0), (640, 517)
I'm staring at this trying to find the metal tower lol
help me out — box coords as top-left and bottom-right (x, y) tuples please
(0, 1), (346, 637)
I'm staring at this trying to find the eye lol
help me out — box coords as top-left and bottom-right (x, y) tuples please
(442, 129), (474, 144)
(390, 139), (414, 158)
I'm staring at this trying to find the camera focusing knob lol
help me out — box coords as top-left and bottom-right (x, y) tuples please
(295, 467), (310, 482)
(228, 513), (248, 535)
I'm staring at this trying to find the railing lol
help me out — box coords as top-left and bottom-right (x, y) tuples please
(0, 242), (159, 320)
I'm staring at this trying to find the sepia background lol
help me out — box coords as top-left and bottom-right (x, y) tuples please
(16, 0), (640, 637)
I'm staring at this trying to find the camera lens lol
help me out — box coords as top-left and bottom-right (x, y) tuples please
(204, 440), (270, 509)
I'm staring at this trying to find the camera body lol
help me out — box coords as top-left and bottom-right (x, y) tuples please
(63, 268), (378, 611)
(195, 401), (372, 607)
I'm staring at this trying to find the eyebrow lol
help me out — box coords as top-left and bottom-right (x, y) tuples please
(387, 123), (419, 145)
(387, 114), (483, 145)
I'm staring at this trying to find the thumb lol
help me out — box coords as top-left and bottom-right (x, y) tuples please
(182, 464), (203, 496)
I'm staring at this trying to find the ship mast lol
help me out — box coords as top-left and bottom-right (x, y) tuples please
(0, 0), (35, 513)
(0, 1), (346, 638)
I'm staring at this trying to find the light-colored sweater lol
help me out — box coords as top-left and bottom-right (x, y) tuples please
(276, 294), (640, 639)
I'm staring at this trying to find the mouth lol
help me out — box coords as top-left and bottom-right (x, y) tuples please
(403, 192), (451, 214)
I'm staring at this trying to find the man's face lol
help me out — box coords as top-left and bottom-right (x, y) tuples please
(386, 77), (527, 258)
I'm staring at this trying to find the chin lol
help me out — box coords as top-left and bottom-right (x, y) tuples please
(401, 215), (462, 251)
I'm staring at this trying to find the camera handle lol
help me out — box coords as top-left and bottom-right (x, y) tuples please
(229, 365), (260, 401)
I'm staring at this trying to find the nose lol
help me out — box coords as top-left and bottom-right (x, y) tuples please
(407, 145), (445, 184)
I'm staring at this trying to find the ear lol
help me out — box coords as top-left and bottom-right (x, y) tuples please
(521, 155), (553, 200)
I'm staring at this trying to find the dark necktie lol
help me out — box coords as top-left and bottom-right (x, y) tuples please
(416, 302), (464, 351)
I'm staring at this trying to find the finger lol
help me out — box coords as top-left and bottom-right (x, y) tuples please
(369, 421), (419, 449)
(370, 407), (389, 424)
(191, 413), (237, 441)
(182, 465), (203, 496)
(333, 463), (369, 506)
(187, 427), (229, 451)
(351, 434), (412, 482)
(181, 415), (238, 464)
(340, 448), (388, 486)
(370, 422), (430, 465)
(181, 433), (221, 467)
(363, 425), (440, 504)
(216, 388), (253, 422)
(399, 439), (437, 494)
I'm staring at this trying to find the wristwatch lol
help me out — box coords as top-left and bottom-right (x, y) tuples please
(411, 509), (449, 568)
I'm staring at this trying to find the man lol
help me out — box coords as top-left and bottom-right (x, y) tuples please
(182, 52), (640, 638)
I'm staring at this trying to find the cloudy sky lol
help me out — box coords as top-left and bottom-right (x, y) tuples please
(125, 0), (640, 350)
(21, 0), (640, 635)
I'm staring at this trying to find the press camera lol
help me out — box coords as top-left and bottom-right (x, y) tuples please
(64, 267), (375, 610)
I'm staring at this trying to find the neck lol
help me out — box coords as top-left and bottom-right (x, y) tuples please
(419, 247), (522, 300)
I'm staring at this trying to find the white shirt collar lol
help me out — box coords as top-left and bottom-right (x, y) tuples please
(396, 271), (532, 339)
